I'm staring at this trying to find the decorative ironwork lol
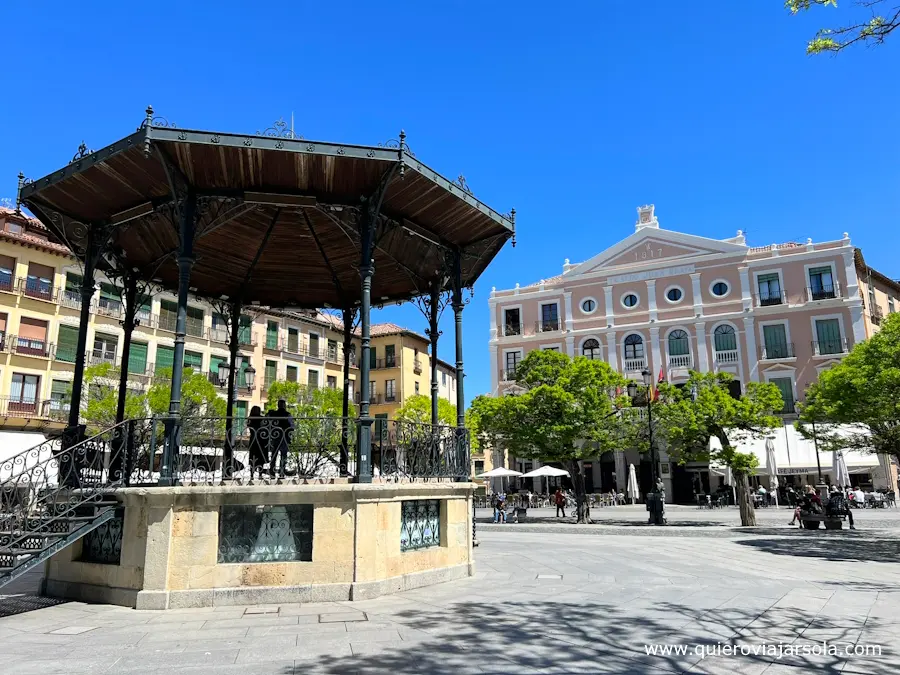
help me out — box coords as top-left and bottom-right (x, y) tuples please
(257, 118), (301, 139)
(453, 174), (472, 195)
(400, 500), (440, 552)
(139, 105), (176, 130)
(217, 504), (312, 563)
(378, 129), (415, 157)
(71, 142), (93, 163)
(374, 420), (471, 480)
(80, 512), (123, 564)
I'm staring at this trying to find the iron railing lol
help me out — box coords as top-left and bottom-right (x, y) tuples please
(59, 289), (83, 310)
(760, 342), (795, 360)
(0, 396), (55, 418)
(371, 358), (397, 369)
(95, 299), (123, 320)
(9, 335), (52, 358)
(501, 369), (517, 381)
(503, 323), (522, 337)
(535, 319), (560, 333)
(811, 338), (848, 356)
(807, 283), (840, 302)
(17, 278), (56, 303)
(413, 359), (422, 374)
(373, 419), (471, 480)
(756, 291), (787, 307)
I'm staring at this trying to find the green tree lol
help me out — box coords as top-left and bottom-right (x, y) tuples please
(148, 368), (226, 420)
(393, 394), (457, 426)
(263, 381), (356, 419)
(72, 363), (147, 432)
(787, 0), (900, 54)
(654, 372), (784, 526)
(469, 350), (631, 523)
(800, 312), (900, 476)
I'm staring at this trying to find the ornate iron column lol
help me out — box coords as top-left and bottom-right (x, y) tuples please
(357, 226), (375, 484)
(450, 249), (467, 483)
(110, 272), (137, 483)
(340, 307), (355, 475)
(428, 286), (441, 426)
(223, 298), (242, 475)
(161, 191), (196, 485)
(66, 224), (104, 437)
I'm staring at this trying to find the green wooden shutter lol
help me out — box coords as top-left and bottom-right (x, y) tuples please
(155, 345), (174, 373)
(186, 306), (205, 337)
(286, 365), (298, 382)
(99, 282), (119, 302)
(128, 342), (148, 374)
(266, 321), (279, 349)
(65, 273), (82, 292)
(238, 315), (252, 344)
(309, 333), (320, 357)
(209, 355), (226, 376)
(815, 319), (841, 354)
(159, 300), (177, 331)
(184, 351), (203, 371)
(769, 377), (794, 413)
(762, 324), (787, 358)
(369, 346), (377, 369)
(265, 360), (277, 384)
(235, 400), (248, 435)
(287, 328), (299, 352)
(56, 325), (79, 363)
(238, 359), (251, 386)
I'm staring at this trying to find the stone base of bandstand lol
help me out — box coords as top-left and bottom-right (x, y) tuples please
(42, 482), (475, 610)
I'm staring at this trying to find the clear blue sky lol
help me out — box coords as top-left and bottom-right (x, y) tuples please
(3, 2), (898, 406)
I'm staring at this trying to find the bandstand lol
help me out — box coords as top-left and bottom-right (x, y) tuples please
(0, 109), (514, 608)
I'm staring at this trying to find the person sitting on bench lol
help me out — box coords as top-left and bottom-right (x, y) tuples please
(826, 486), (855, 529)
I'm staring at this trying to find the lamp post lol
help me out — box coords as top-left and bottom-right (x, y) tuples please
(628, 369), (664, 524)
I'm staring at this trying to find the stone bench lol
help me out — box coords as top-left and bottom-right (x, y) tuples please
(799, 513), (845, 530)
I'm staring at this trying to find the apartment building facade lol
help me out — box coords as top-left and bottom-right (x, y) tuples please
(488, 205), (896, 500)
(0, 207), (455, 431)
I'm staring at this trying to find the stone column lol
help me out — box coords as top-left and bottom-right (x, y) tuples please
(606, 332), (618, 372)
(604, 286), (614, 327)
(694, 321), (710, 373)
(690, 272), (703, 318)
(646, 280), (658, 323)
(649, 327), (662, 378)
(742, 316), (759, 382)
(739, 267), (753, 312)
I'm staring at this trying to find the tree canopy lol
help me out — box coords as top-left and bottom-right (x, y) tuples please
(800, 312), (900, 464)
(787, 0), (900, 54)
(393, 394), (457, 426)
(654, 372), (784, 525)
(74, 363), (147, 431)
(469, 350), (631, 522)
(264, 380), (356, 419)
(147, 368), (226, 420)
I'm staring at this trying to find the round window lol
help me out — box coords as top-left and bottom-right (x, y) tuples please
(712, 282), (729, 297)
(666, 288), (683, 302)
(623, 294), (638, 308)
(581, 298), (596, 313)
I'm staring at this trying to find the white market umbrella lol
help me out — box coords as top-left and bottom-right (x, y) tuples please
(765, 438), (779, 506)
(879, 453), (894, 491)
(476, 466), (523, 495)
(833, 451), (851, 489)
(627, 463), (640, 505)
(521, 466), (570, 478)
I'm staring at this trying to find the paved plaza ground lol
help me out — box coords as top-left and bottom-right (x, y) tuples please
(2, 524), (900, 674)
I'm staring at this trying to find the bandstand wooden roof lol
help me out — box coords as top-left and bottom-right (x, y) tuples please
(17, 111), (514, 308)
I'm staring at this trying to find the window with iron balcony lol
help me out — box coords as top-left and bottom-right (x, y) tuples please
(503, 308), (521, 336)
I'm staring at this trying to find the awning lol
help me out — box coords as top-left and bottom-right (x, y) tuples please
(709, 424), (880, 477)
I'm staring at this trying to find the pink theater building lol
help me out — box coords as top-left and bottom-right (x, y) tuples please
(488, 206), (897, 503)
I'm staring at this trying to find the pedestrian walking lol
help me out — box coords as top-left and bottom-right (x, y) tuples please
(555, 488), (566, 518)
(266, 399), (294, 478)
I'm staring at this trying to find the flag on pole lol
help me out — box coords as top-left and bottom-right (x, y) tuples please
(653, 367), (665, 401)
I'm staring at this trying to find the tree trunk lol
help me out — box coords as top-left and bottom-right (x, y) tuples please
(736, 473), (757, 527)
(566, 460), (592, 524)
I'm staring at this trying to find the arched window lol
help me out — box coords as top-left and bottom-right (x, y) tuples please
(582, 338), (601, 360)
(714, 324), (737, 352)
(668, 329), (690, 356)
(624, 334), (644, 359)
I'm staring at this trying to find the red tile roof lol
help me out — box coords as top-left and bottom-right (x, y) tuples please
(0, 207), (73, 257)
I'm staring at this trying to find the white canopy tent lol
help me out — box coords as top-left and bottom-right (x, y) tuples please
(520, 466), (569, 479)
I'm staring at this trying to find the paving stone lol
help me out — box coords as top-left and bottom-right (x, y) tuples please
(318, 611), (368, 623)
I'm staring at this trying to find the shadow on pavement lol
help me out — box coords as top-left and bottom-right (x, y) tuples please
(737, 533), (900, 563)
(289, 599), (896, 675)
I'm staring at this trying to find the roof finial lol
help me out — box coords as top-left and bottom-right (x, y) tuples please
(399, 129), (406, 150)
(510, 207), (517, 248)
(143, 105), (154, 157)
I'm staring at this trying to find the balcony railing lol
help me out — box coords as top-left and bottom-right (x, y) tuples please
(96, 299), (123, 320)
(504, 323), (522, 337)
(9, 335), (52, 358)
(60, 289), (83, 310)
(535, 319), (560, 333)
(807, 283), (841, 302)
(156, 313), (176, 332)
(239, 331), (257, 348)
(667, 353), (692, 369)
(413, 359), (422, 374)
(0, 276), (14, 293)
(872, 308), (884, 326)
(623, 357), (646, 372)
(88, 349), (118, 366)
(371, 358), (397, 370)
(0, 396), (56, 419)
(209, 327), (230, 344)
(186, 320), (205, 339)
(17, 278), (56, 302)
(327, 346), (339, 363)
(501, 369), (517, 381)
(760, 342), (795, 360)
(385, 393), (397, 403)
(714, 349), (739, 365)
(811, 338), (848, 356)
(756, 291), (786, 307)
